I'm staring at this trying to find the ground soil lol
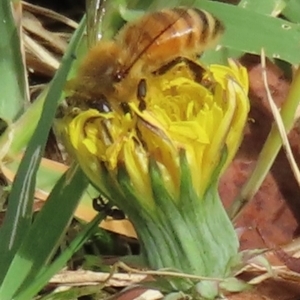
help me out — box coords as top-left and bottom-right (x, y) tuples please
(220, 55), (300, 250)
(217, 55), (300, 300)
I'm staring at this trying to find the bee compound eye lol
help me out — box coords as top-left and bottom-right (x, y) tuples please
(99, 102), (112, 113)
(89, 96), (112, 113)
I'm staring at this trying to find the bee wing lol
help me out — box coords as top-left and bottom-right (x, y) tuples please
(120, 7), (194, 74)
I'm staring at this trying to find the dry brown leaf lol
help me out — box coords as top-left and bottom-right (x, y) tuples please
(22, 1), (78, 29)
(50, 269), (146, 287)
(22, 1), (77, 76)
(23, 10), (68, 54)
(24, 33), (60, 76)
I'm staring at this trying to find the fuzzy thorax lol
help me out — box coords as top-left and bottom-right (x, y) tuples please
(66, 41), (143, 110)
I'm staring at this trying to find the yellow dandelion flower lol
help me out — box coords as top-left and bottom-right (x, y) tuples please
(58, 59), (249, 279)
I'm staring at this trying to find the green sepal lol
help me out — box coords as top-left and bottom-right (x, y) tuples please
(163, 291), (191, 300)
(148, 157), (214, 276)
(219, 277), (251, 293)
(149, 151), (238, 277)
(227, 248), (268, 275)
(140, 275), (194, 294)
(195, 280), (219, 299)
(116, 162), (153, 215)
(97, 149), (239, 293)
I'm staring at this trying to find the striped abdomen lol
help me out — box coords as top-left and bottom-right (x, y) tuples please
(116, 7), (224, 70)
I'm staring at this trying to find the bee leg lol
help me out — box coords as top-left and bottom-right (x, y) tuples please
(92, 195), (126, 220)
(182, 58), (206, 83)
(153, 56), (206, 83)
(137, 79), (147, 111)
(120, 102), (131, 114)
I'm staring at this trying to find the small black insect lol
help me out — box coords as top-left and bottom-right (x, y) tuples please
(92, 195), (126, 220)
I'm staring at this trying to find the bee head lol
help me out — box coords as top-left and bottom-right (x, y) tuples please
(74, 41), (123, 96)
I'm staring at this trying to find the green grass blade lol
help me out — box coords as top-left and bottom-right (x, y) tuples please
(0, 88), (49, 160)
(238, 0), (286, 15)
(0, 16), (86, 285)
(195, 0), (300, 65)
(0, 0), (28, 123)
(202, 0), (287, 64)
(15, 213), (103, 300)
(0, 165), (89, 299)
(282, 0), (300, 23)
(0, 19), (86, 160)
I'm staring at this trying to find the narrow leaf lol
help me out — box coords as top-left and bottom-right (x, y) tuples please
(196, 0), (300, 64)
(0, 15), (85, 286)
(0, 165), (89, 299)
(0, 0), (28, 123)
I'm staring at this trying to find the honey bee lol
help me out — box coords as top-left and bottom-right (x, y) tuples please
(67, 7), (224, 112)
